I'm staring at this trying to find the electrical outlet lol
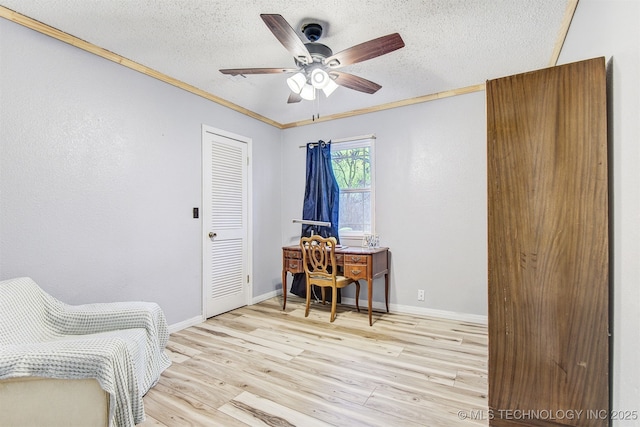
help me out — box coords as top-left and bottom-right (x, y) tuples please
(418, 289), (425, 301)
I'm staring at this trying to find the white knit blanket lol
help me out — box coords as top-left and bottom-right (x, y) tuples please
(0, 277), (171, 427)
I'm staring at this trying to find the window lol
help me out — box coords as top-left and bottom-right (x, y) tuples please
(331, 137), (375, 240)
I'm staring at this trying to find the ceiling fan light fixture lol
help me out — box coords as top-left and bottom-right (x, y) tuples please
(311, 69), (330, 89)
(300, 84), (316, 101)
(286, 72), (307, 94)
(322, 78), (339, 97)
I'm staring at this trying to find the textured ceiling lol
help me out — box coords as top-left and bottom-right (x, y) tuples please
(1, 0), (573, 127)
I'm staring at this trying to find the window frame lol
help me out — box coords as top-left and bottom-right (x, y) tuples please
(330, 137), (375, 243)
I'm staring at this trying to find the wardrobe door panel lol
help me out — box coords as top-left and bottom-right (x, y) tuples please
(487, 57), (608, 427)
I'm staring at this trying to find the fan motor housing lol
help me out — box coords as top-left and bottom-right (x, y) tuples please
(306, 43), (332, 59)
(295, 43), (333, 67)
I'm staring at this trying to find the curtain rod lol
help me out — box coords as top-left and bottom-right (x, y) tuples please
(299, 134), (376, 148)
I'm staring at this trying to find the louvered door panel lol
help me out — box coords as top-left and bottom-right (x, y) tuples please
(211, 142), (244, 230)
(210, 239), (243, 299)
(203, 129), (248, 317)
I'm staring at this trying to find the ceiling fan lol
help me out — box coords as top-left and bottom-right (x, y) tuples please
(219, 14), (405, 103)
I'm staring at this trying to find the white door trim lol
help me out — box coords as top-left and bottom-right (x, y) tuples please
(201, 124), (253, 318)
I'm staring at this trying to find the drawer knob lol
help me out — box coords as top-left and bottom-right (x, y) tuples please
(351, 269), (362, 275)
(351, 256), (361, 262)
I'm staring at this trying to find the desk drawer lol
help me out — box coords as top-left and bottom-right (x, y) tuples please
(344, 254), (367, 265)
(283, 250), (302, 260)
(344, 263), (368, 280)
(285, 259), (304, 273)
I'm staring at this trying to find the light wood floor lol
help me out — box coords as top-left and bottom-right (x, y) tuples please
(139, 296), (489, 426)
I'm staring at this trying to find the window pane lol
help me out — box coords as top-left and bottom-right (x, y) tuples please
(332, 148), (370, 189)
(338, 191), (371, 234)
(331, 139), (374, 238)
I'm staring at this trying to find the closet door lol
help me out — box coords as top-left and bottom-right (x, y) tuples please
(487, 57), (608, 427)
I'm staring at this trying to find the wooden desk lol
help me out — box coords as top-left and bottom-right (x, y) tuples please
(282, 245), (389, 326)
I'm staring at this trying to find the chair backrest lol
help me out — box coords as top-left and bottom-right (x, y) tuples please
(300, 235), (338, 280)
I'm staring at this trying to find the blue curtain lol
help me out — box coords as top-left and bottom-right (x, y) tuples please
(301, 140), (340, 242)
(290, 140), (341, 300)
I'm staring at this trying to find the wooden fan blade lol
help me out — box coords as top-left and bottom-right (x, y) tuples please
(260, 14), (312, 64)
(323, 33), (405, 68)
(287, 92), (302, 103)
(219, 67), (297, 76)
(330, 71), (382, 94)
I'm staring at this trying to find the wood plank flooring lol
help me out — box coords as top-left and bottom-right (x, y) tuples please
(139, 296), (489, 426)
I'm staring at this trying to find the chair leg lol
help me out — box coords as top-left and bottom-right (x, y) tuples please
(321, 287), (326, 305)
(330, 287), (338, 322)
(355, 281), (360, 312)
(305, 281), (311, 317)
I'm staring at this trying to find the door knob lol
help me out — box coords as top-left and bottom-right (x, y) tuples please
(209, 232), (217, 239)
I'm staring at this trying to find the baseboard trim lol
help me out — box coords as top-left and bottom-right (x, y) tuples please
(394, 302), (487, 325)
(340, 297), (487, 325)
(252, 289), (280, 305)
(168, 315), (204, 334)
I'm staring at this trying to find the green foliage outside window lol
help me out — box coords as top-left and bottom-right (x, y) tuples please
(331, 148), (371, 188)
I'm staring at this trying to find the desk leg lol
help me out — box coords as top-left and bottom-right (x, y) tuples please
(282, 270), (287, 310)
(367, 278), (373, 326)
(385, 272), (389, 313)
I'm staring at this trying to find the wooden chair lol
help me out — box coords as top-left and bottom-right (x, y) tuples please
(300, 235), (360, 322)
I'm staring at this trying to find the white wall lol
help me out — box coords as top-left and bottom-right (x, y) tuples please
(0, 19), (283, 325)
(557, 0), (640, 420)
(281, 91), (488, 317)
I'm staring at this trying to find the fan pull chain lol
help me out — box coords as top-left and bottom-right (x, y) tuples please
(312, 89), (320, 121)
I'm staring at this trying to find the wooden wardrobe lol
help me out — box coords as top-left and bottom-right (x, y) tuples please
(486, 57), (609, 427)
